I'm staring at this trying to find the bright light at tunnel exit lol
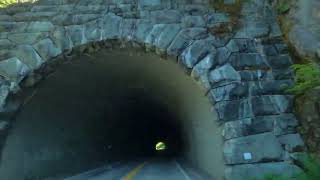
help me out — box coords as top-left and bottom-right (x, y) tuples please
(155, 142), (166, 151)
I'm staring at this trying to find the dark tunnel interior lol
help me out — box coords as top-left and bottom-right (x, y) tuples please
(0, 48), (224, 179)
(88, 90), (186, 160)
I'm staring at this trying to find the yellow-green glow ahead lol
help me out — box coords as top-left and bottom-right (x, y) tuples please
(0, 0), (39, 8)
(155, 142), (166, 151)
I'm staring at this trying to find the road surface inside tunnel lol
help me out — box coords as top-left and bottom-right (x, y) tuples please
(0, 48), (225, 180)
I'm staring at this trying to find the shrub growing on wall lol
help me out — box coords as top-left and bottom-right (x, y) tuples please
(287, 63), (320, 95)
(257, 154), (320, 180)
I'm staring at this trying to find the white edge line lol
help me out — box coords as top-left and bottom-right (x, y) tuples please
(174, 160), (192, 180)
(64, 161), (123, 180)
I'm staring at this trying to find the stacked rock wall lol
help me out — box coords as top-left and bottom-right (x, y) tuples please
(0, 0), (306, 179)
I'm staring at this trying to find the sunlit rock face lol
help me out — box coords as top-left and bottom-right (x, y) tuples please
(272, 0), (320, 60)
(0, 0), (306, 179)
(288, 4), (320, 60)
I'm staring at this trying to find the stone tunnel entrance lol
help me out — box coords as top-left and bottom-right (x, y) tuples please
(0, 47), (225, 179)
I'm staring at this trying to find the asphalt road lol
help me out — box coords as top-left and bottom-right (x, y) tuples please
(64, 159), (212, 180)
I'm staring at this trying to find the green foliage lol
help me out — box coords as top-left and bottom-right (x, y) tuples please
(297, 155), (320, 180)
(257, 155), (320, 180)
(0, 0), (17, 8)
(276, 0), (291, 14)
(255, 174), (289, 180)
(287, 63), (320, 95)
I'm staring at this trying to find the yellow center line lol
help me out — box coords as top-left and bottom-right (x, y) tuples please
(122, 161), (147, 180)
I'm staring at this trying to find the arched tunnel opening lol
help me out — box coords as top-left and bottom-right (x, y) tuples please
(0, 47), (225, 180)
(91, 90), (186, 160)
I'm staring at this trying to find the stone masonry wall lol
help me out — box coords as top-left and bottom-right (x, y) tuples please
(0, 0), (306, 179)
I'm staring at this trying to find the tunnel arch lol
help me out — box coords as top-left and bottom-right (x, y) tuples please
(0, 45), (226, 179)
(0, 0), (304, 179)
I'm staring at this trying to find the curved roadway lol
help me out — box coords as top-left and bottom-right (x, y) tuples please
(64, 159), (212, 180)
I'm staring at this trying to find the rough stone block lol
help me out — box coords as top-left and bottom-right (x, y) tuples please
(209, 64), (241, 86)
(84, 19), (103, 41)
(191, 52), (217, 80)
(272, 68), (294, 80)
(0, 15), (14, 21)
(180, 39), (216, 68)
(101, 13), (122, 40)
(250, 80), (294, 96)
(267, 54), (293, 69)
(251, 95), (294, 116)
(0, 57), (30, 82)
(223, 114), (298, 140)
(182, 4), (209, 16)
(65, 25), (88, 46)
(149, 10), (182, 24)
(138, 0), (161, 10)
(208, 82), (248, 103)
(13, 12), (57, 22)
(206, 33), (232, 48)
(119, 19), (137, 40)
(182, 16), (206, 28)
(180, 27), (208, 40)
(73, 5), (107, 14)
(33, 38), (62, 61)
(278, 134), (305, 152)
(215, 46), (231, 65)
(223, 132), (284, 164)
(167, 30), (193, 56)
(229, 53), (269, 70)
(214, 98), (253, 121)
(68, 14), (101, 24)
(0, 22), (28, 33)
(205, 12), (230, 26)
(31, 5), (58, 12)
(234, 20), (270, 38)
(208, 80), (293, 102)
(154, 24), (181, 54)
(274, 43), (289, 54)
(132, 19), (153, 43)
(50, 27), (74, 51)
(145, 24), (167, 47)
(8, 32), (48, 45)
(0, 39), (14, 49)
(131, 19), (153, 42)
(239, 70), (272, 81)
(12, 45), (44, 69)
(226, 38), (257, 53)
(263, 44), (278, 56)
(25, 21), (54, 32)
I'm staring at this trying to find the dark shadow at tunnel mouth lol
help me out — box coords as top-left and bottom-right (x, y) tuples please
(0, 44), (196, 179)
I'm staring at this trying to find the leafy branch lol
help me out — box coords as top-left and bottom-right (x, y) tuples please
(287, 63), (320, 95)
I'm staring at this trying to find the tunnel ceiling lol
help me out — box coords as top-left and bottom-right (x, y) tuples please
(0, 0), (305, 179)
